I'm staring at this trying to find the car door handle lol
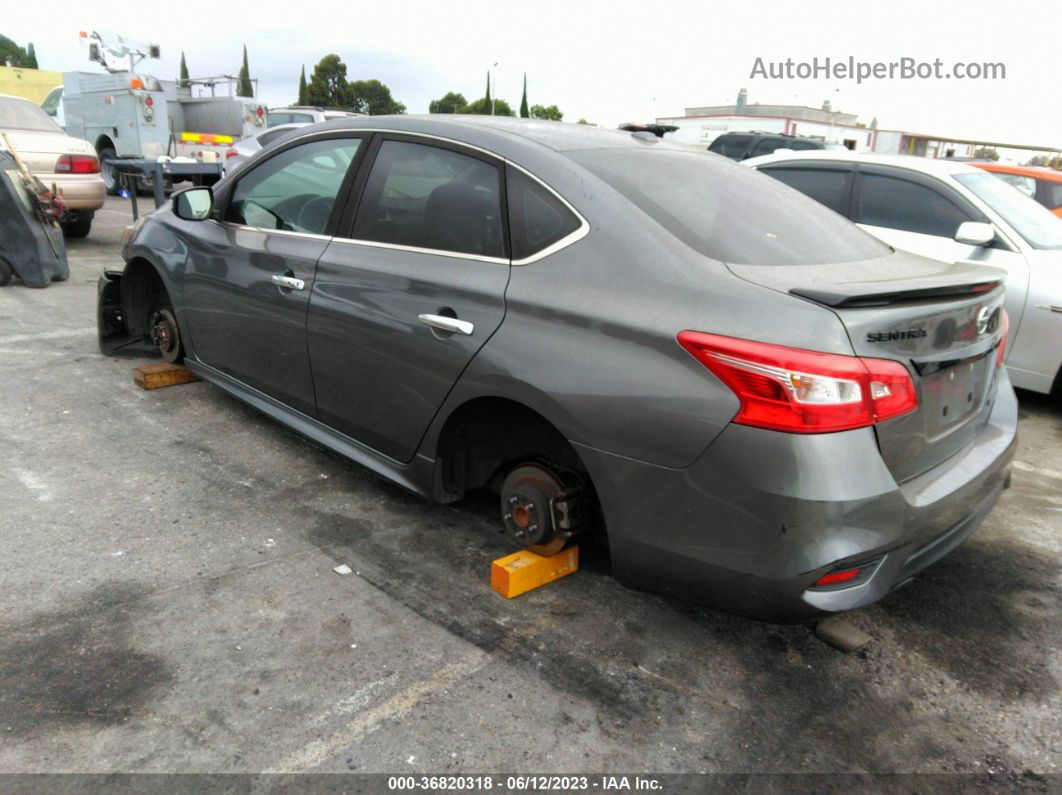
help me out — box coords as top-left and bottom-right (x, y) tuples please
(418, 313), (474, 336)
(1035, 304), (1062, 314)
(271, 274), (305, 291)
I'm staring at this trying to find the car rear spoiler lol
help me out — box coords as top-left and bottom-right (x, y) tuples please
(790, 279), (1005, 308)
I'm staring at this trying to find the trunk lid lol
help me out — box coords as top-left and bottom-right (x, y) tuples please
(1, 129), (95, 175)
(728, 251), (1008, 482)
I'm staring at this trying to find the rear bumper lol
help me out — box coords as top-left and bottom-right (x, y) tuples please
(49, 173), (106, 210)
(575, 372), (1018, 623)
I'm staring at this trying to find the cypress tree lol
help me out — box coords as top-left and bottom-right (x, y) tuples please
(179, 52), (189, 87)
(298, 65), (308, 105)
(519, 73), (529, 118)
(237, 45), (253, 97)
(485, 70), (491, 103)
(26, 42), (38, 69)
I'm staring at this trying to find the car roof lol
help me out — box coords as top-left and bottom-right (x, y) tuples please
(306, 114), (695, 155)
(742, 148), (988, 177)
(973, 162), (1062, 181)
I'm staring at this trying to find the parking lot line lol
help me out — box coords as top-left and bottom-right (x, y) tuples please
(0, 327), (95, 345)
(265, 654), (490, 773)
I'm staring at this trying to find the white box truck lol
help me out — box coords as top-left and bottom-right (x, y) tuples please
(46, 72), (266, 193)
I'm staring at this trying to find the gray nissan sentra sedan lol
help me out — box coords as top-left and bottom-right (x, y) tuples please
(98, 116), (1017, 622)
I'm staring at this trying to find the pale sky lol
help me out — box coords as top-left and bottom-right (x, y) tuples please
(6, 0), (1060, 151)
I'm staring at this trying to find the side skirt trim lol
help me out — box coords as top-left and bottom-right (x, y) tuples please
(183, 359), (434, 499)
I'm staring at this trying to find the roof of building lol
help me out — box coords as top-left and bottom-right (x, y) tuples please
(679, 103), (860, 125)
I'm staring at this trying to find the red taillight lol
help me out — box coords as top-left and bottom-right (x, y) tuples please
(995, 309), (1009, 368)
(256, 106), (264, 117)
(145, 96), (154, 107)
(677, 331), (918, 434)
(224, 148), (239, 159)
(814, 568), (862, 587)
(55, 154), (101, 174)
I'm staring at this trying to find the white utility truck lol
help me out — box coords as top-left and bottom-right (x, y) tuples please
(42, 31), (266, 193)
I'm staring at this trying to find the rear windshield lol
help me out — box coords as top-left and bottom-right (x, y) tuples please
(955, 172), (1062, 250)
(570, 148), (890, 266)
(0, 96), (63, 133)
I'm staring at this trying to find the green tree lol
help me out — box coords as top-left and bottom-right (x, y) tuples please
(237, 45), (253, 97)
(577, 118), (595, 126)
(349, 79), (405, 115)
(484, 70), (491, 104)
(429, 91), (467, 114)
(972, 146), (1000, 161)
(0, 34), (34, 68)
(460, 97), (514, 116)
(26, 42), (37, 69)
(531, 104), (562, 121)
(297, 65), (308, 105)
(179, 52), (189, 87)
(307, 54), (352, 107)
(519, 73), (529, 118)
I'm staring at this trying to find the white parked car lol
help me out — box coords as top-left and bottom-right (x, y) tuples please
(222, 122), (307, 176)
(744, 150), (1062, 395)
(265, 106), (362, 127)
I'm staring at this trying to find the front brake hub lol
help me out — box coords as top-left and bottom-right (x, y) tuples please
(149, 308), (181, 362)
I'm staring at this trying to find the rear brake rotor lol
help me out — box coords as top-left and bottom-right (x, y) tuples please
(500, 464), (579, 555)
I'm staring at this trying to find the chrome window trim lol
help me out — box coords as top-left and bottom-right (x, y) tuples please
(219, 221), (333, 242)
(276, 126), (591, 265)
(328, 236), (510, 265)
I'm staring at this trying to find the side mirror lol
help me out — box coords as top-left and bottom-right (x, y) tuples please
(955, 221), (994, 247)
(173, 187), (214, 221)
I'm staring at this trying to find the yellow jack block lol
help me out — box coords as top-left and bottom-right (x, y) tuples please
(133, 363), (201, 390)
(491, 546), (579, 599)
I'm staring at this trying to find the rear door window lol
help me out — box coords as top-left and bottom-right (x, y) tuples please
(760, 166), (852, 215)
(789, 139), (823, 151)
(855, 173), (976, 237)
(226, 137), (361, 234)
(352, 139), (506, 258)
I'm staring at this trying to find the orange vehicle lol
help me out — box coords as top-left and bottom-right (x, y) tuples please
(973, 162), (1062, 218)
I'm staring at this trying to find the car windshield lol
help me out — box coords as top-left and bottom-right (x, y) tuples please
(955, 171), (1062, 250)
(569, 148), (890, 266)
(0, 96), (64, 133)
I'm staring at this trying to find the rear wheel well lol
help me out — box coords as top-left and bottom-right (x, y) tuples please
(433, 397), (588, 491)
(95, 136), (115, 155)
(434, 397), (606, 545)
(121, 258), (172, 340)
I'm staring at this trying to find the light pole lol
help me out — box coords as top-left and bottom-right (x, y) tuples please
(491, 62), (498, 116)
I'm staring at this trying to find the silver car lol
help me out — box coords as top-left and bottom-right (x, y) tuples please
(745, 150), (1062, 395)
(99, 117), (1016, 622)
(223, 122), (308, 176)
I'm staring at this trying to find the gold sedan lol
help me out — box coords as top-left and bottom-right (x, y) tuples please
(1, 93), (105, 238)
